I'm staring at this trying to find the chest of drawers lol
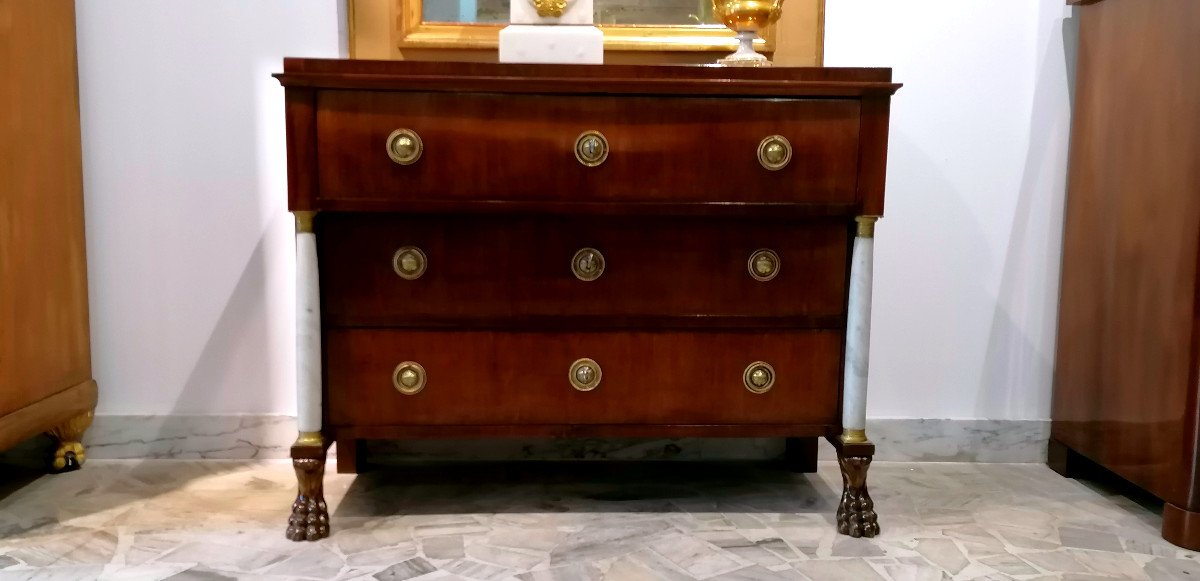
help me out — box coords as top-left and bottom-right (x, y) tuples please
(274, 59), (899, 542)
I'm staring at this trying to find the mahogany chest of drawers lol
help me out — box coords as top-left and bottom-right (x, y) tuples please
(274, 59), (900, 542)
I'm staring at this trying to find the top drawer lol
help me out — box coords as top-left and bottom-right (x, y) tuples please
(314, 92), (861, 205)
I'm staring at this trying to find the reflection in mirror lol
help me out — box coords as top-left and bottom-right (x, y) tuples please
(423, 0), (718, 25)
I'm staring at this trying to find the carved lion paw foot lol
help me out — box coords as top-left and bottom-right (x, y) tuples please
(837, 489), (880, 538)
(286, 494), (329, 541)
(836, 454), (880, 538)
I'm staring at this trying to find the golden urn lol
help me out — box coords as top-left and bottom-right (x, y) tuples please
(713, 0), (785, 66)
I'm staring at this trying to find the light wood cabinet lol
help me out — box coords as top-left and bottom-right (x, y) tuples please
(0, 0), (97, 471)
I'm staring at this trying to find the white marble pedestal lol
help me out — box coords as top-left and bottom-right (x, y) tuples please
(499, 25), (603, 64)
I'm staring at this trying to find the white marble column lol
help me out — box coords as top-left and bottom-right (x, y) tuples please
(841, 216), (878, 444)
(294, 211), (322, 444)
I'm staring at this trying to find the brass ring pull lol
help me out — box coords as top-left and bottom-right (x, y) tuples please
(757, 135), (792, 171)
(747, 249), (781, 282)
(392, 246), (427, 280)
(575, 130), (609, 167)
(570, 358), (602, 391)
(386, 128), (423, 165)
(743, 361), (776, 394)
(393, 361), (427, 395)
(571, 248), (605, 281)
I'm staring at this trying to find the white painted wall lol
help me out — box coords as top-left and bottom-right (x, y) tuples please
(826, 1), (1075, 420)
(77, 1), (343, 414)
(77, 1), (1073, 420)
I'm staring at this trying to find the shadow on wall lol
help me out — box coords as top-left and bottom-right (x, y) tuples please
(148, 58), (296, 457)
(870, 130), (993, 412)
(977, 8), (1075, 420)
(169, 58), (295, 416)
(79, 37), (298, 457)
(177, 232), (276, 413)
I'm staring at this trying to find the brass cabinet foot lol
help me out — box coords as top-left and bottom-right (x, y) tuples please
(286, 445), (330, 541)
(46, 410), (94, 473)
(836, 452), (880, 538)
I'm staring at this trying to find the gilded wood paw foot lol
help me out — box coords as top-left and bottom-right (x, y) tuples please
(286, 456), (330, 541)
(836, 454), (880, 538)
(46, 410), (94, 473)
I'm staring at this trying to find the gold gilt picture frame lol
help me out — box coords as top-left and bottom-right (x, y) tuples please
(349, 0), (824, 66)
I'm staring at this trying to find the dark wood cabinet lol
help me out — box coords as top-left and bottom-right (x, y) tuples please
(1050, 0), (1200, 551)
(275, 59), (899, 542)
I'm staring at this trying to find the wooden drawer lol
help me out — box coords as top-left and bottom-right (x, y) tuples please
(314, 91), (861, 205)
(326, 329), (841, 427)
(319, 214), (849, 327)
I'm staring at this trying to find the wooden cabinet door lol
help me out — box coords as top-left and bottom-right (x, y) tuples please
(0, 0), (95, 447)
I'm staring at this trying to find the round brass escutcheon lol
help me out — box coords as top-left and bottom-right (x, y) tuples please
(386, 128), (424, 166)
(392, 361), (427, 395)
(569, 358), (602, 391)
(747, 249), (781, 282)
(757, 135), (792, 171)
(575, 130), (609, 167)
(571, 247), (605, 282)
(392, 246), (428, 280)
(743, 361), (776, 394)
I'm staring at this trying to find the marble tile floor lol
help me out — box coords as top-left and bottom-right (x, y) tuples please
(0, 459), (1198, 580)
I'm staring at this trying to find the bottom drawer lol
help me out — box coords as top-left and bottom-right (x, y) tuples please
(326, 330), (841, 427)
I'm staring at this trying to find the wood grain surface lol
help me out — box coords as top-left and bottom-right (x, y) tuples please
(0, 0), (95, 441)
(315, 91), (861, 205)
(1050, 0), (1200, 548)
(319, 213), (850, 327)
(326, 329), (842, 427)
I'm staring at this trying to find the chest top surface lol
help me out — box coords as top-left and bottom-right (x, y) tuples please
(274, 59), (900, 97)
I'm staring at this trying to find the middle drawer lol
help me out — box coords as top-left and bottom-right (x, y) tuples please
(319, 214), (849, 327)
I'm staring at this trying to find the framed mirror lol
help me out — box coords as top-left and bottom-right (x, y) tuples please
(350, 0), (823, 65)
(422, 0), (721, 26)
